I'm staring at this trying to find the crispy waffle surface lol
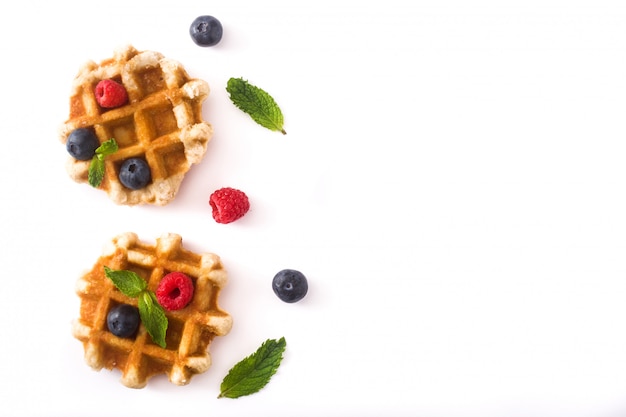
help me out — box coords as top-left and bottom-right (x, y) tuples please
(72, 232), (233, 388)
(59, 45), (213, 205)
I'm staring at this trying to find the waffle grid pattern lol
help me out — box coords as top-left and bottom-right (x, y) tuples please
(59, 45), (212, 205)
(72, 232), (232, 388)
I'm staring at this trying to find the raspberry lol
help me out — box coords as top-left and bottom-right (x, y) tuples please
(209, 187), (250, 224)
(156, 272), (194, 311)
(94, 79), (128, 108)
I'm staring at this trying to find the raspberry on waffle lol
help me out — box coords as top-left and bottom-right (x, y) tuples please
(59, 45), (213, 205)
(72, 232), (233, 388)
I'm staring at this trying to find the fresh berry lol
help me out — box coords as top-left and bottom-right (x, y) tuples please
(107, 304), (140, 338)
(66, 128), (100, 160)
(94, 79), (128, 108)
(156, 272), (194, 311)
(189, 15), (223, 47)
(272, 269), (308, 303)
(209, 187), (250, 224)
(118, 158), (151, 190)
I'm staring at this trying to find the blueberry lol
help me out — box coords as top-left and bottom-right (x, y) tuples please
(272, 269), (308, 303)
(118, 158), (151, 190)
(66, 128), (100, 160)
(189, 15), (223, 47)
(107, 304), (140, 338)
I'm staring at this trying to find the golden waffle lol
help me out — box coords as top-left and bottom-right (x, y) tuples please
(72, 232), (233, 388)
(59, 45), (212, 205)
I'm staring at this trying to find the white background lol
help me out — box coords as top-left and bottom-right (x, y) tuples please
(1, 1), (626, 416)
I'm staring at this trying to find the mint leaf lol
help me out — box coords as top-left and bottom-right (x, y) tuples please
(218, 337), (286, 399)
(104, 266), (147, 298)
(226, 78), (286, 134)
(88, 157), (105, 188)
(97, 138), (118, 156)
(88, 138), (118, 187)
(138, 291), (168, 349)
(103, 266), (168, 347)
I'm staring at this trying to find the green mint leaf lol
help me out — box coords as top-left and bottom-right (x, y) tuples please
(96, 138), (119, 157)
(138, 291), (168, 348)
(88, 138), (118, 187)
(226, 78), (286, 134)
(103, 267), (169, 347)
(218, 337), (286, 399)
(104, 266), (147, 297)
(88, 157), (105, 187)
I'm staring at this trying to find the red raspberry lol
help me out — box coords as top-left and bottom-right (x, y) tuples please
(156, 272), (194, 311)
(209, 187), (250, 224)
(94, 79), (128, 108)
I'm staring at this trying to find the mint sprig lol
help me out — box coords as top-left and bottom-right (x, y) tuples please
(104, 266), (168, 348)
(226, 78), (286, 135)
(218, 337), (286, 399)
(88, 138), (118, 187)
(138, 291), (168, 348)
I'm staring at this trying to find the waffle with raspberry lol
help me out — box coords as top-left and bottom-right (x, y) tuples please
(72, 232), (233, 388)
(59, 45), (212, 205)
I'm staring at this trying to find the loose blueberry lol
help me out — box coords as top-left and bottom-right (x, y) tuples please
(66, 128), (100, 160)
(190, 15), (223, 47)
(118, 158), (151, 190)
(107, 304), (140, 338)
(272, 269), (308, 303)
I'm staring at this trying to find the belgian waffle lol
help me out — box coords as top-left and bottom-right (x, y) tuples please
(72, 232), (233, 388)
(59, 45), (212, 205)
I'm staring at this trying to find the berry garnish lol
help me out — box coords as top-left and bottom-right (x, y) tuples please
(118, 157), (151, 190)
(104, 267), (167, 348)
(107, 304), (140, 338)
(272, 269), (308, 303)
(66, 128), (100, 160)
(94, 79), (128, 108)
(189, 15), (223, 46)
(209, 187), (250, 224)
(156, 272), (194, 311)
